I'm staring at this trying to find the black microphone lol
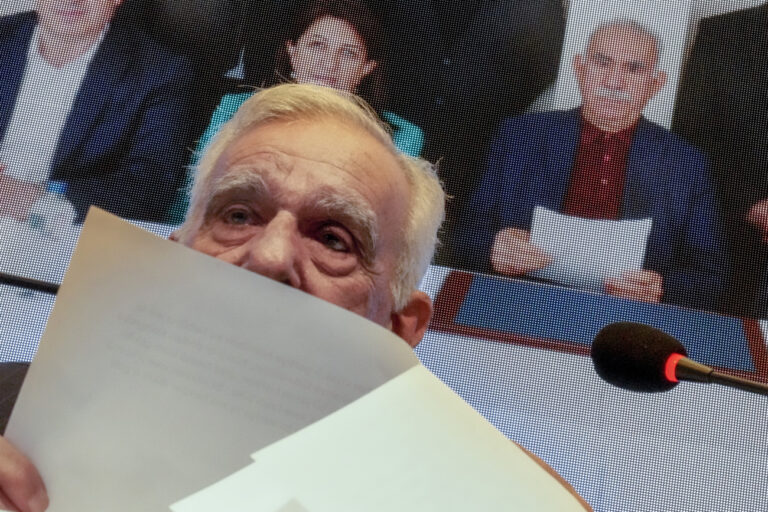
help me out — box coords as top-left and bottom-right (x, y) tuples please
(592, 322), (768, 396)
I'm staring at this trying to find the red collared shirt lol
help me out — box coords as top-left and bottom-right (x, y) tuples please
(561, 119), (636, 219)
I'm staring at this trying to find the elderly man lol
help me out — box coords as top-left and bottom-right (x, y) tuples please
(0, 0), (194, 222)
(453, 19), (728, 311)
(0, 83), (439, 510)
(0, 84), (591, 511)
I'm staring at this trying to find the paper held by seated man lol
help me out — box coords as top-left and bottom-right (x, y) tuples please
(528, 206), (653, 292)
(6, 208), (585, 511)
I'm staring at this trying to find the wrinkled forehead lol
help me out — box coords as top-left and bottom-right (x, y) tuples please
(207, 119), (410, 240)
(587, 25), (659, 64)
(211, 119), (403, 191)
(209, 147), (376, 215)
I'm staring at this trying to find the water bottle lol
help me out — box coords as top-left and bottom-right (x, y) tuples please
(27, 180), (77, 240)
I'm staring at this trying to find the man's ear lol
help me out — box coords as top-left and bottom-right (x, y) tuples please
(573, 54), (585, 83)
(651, 70), (668, 95)
(390, 291), (433, 348)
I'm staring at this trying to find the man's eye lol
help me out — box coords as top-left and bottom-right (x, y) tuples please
(318, 229), (351, 252)
(341, 48), (360, 59)
(591, 54), (610, 67)
(222, 207), (254, 225)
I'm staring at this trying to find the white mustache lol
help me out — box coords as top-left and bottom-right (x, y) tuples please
(596, 87), (632, 101)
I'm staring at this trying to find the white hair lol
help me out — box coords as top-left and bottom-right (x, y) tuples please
(587, 18), (663, 67)
(175, 83), (445, 311)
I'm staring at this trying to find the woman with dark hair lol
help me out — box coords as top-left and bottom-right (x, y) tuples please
(272, 0), (386, 110)
(167, 0), (423, 223)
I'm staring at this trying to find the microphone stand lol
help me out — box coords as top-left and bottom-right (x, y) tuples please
(676, 358), (768, 397)
(709, 373), (768, 397)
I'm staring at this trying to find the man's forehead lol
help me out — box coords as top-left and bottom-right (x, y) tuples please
(217, 119), (396, 180)
(211, 120), (409, 217)
(588, 26), (657, 61)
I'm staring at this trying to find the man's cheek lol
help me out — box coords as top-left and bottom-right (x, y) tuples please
(188, 234), (220, 256)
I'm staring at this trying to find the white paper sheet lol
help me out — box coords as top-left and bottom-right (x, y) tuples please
(6, 209), (419, 512)
(528, 206), (652, 292)
(171, 365), (587, 512)
(170, 463), (297, 512)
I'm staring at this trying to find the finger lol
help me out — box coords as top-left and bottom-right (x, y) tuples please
(522, 247), (553, 265)
(622, 271), (665, 291)
(494, 245), (551, 270)
(500, 236), (549, 260)
(512, 244), (553, 267)
(606, 275), (642, 293)
(520, 253), (553, 271)
(507, 228), (531, 242)
(0, 487), (20, 511)
(0, 440), (48, 512)
(618, 270), (652, 285)
(496, 254), (552, 275)
(605, 279), (662, 303)
(637, 271), (663, 290)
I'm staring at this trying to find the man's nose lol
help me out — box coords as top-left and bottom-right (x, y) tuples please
(604, 64), (627, 89)
(323, 53), (340, 73)
(236, 213), (301, 288)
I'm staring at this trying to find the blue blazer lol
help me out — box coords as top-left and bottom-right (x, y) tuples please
(454, 109), (730, 310)
(0, 12), (195, 222)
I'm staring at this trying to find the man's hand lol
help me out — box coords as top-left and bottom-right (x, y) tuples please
(746, 199), (768, 242)
(604, 270), (663, 303)
(0, 166), (44, 221)
(0, 436), (47, 512)
(490, 227), (553, 276)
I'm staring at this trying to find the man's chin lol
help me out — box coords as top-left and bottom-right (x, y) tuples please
(594, 98), (631, 113)
(43, 21), (91, 37)
(587, 105), (636, 129)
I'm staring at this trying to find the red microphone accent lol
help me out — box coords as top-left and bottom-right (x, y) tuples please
(664, 353), (685, 383)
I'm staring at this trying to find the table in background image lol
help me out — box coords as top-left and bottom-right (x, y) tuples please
(418, 268), (768, 512)
(0, 219), (177, 362)
(431, 270), (768, 383)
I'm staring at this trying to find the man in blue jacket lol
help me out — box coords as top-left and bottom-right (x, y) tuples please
(453, 18), (728, 311)
(0, 0), (195, 222)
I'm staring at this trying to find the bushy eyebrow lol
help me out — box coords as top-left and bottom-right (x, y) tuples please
(590, 51), (651, 72)
(203, 167), (379, 267)
(204, 167), (270, 220)
(310, 186), (378, 267)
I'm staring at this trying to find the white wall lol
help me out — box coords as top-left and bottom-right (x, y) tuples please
(552, 0), (693, 129)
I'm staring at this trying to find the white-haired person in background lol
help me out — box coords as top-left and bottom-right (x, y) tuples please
(0, 83), (589, 511)
(454, 18), (729, 312)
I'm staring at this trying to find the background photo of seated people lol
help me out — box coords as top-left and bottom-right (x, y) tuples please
(2, 2), (768, 511)
(450, 0), (736, 314)
(165, 0), (426, 223)
(0, 0), (196, 223)
(381, 0), (567, 255)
